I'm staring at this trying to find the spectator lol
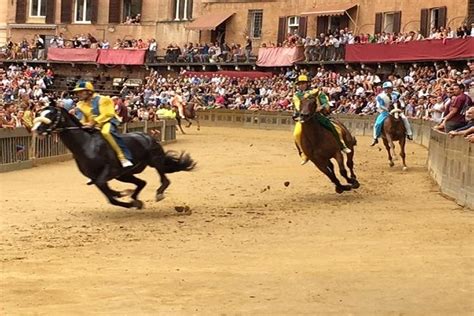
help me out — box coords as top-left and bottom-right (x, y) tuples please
(448, 106), (474, 139)
(435, 83), (472, 132)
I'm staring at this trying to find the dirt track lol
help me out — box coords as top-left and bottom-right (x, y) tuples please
(1, 126), (473, 315)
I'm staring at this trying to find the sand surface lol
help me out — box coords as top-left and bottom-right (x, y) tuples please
(1, 127), (473, 315)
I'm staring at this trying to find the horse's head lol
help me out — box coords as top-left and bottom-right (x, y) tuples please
(299, 97), (317, 123)
(32, 105), (64, 135)
(389, 102), (403, 120)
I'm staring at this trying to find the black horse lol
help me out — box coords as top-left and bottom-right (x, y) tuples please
(32, 106), (196, 209)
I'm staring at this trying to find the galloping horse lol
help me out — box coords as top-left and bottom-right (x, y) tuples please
(32, 105), (196, 209)
(299, 98), (360, 193)
(381, 102), (408, 170)
(174, 99), (200, 134)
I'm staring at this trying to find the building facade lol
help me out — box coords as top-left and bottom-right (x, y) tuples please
(4, 0), (473, 51)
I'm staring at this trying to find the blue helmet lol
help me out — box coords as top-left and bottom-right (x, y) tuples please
(382, 81), (393, 89)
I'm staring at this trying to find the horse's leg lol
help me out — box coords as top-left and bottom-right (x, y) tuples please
(333, 152), (352, 186)
(96, 183), (141, 209)
(116, 174), (147, 201)
(154, 169), (170, 201)
(185, 117), (192, 128)
(338, 151), (360, 189)
(195, 117), (200, 131)
(176, 117), (186, 134)
(399, 138), (408, 171)
(382, 137), (394, 167)
(313, 158), (351, 194)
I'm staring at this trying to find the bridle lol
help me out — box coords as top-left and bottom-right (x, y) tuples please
(299, 97), (317, 123)
(34, 107), (93, 134)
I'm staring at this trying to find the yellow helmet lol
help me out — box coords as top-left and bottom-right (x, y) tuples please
(296, 74), (309, 83)
(73, 81), (95, 92)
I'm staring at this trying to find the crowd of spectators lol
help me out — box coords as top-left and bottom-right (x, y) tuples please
(1, 60), (472, 142)
(0, 64), (54, 129)
(260, 23), (474, 62)
(163, 37), (253, 63)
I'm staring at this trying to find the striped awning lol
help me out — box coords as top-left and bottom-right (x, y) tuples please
(9, 24), (57, 30)
(186, 12), (235, 31)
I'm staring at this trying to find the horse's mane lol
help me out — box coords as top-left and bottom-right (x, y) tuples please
(48, 101), (83, 127)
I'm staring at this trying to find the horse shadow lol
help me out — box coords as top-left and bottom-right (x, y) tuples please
(86, 206), (191, 222)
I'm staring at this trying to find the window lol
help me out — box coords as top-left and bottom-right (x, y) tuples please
(430, 8), (443, 29)
(249, 10), (263, 39)
(287, 16), (299, 34)
(173, 0), (193, 21)
(75, 0), (92, 23)
(30, 0), (46, 17)
(123, 0), (141, 21)
(384, 12), (395, 33)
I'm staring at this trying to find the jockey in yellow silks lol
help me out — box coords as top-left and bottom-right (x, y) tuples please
(73, 81), (133, 168)
(292, 74), (351, 165)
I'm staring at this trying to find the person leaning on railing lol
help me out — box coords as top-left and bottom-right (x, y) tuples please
(448, 106), (474, 140)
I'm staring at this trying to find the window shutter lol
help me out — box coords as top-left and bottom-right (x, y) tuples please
(46, 0), (56, 24)
(91, 0), (98, 23)
(420, 8), (429, 37)
(187, 0), (193, 20)
(316, 16), (328, 36)
(109, 0), (122, 23)
(393, 11), (402, 33)
(374, 12), (383, 34)
(298, 16), (307, 38)
(277, 16), (287, 44)
(15, 0), (27, 23)
(438, 6), (447, 28)
(61, 0), (72, 24)
(171, 0), (177, 20)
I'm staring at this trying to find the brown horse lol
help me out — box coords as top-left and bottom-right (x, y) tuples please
(173, 101), (201, 134)
(299, 98), (360, 194)
(381, 103), (407, 171)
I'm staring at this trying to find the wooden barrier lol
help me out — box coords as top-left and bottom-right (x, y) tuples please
(197, 110), (472, 209)
(0, 119), (177, 173)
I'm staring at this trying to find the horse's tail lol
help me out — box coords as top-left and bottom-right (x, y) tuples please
(162, 151), (196, 173)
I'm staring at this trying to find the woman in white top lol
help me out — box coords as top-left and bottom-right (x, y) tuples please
(429, 96), (445, 123)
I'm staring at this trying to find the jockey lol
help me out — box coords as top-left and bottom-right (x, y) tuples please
(170, 90), (185, 119)
(73, 81), (133, 168)
(371, 81), (413, 146)
(292, 74), (351, 165)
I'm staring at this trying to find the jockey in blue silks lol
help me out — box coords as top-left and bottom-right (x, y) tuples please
(371, 81), (413, 146)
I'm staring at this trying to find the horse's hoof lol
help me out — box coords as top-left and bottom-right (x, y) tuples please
(156, 193), (165, 202)
(389, 161), (395, 167)
(402, 166), (408, 171)
(351, 180), (360, 189)
(341, 185), (352, 191)
(335, 186), (344, 194)
(133, 200), (144, 209)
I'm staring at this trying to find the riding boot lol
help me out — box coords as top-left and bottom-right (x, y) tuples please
(120, 159), (133, 168)
(296, 142), (309, 165)
(370, 138), (379, 146)
(300, 154), (309, 165)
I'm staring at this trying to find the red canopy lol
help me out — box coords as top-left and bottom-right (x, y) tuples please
(47, 48), (98, 62)
(184, 71), (272, 79)
(345, 38), (474, 63)
(97, 49), (146, 65)
(257, 47), (304, 67)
